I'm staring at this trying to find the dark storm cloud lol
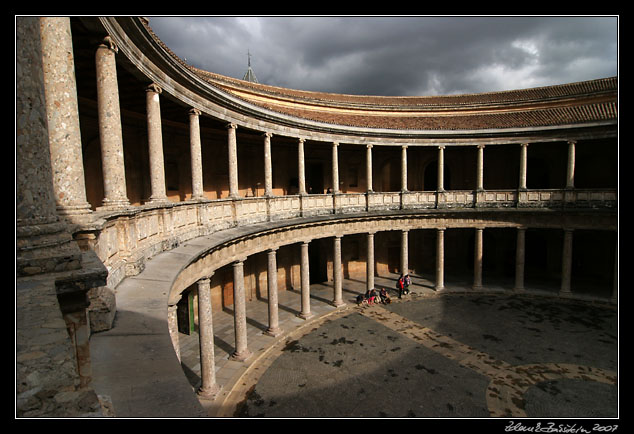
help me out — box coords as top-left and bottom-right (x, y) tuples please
(148, 16), (617, 96)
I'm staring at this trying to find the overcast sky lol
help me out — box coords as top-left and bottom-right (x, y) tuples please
(147, 16), (618, 97)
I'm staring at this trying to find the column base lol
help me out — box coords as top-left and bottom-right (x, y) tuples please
(331, 300), (346, 308)
(197, 383), (222, 401)
(98, 198), (130, 211)
(264, 326), (283, 337)
(298, 311), (314, 320)
(230, 349), (252, 362)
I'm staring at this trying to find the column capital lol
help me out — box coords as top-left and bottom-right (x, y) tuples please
(99, 35), (118, 53)
(233, 258), (247, 266)
(227, 122), (238, 130)
(521, 142), (529, 147)
(477, 144), (486, 149)
(263, 131), (273, 138)
(333, 142), (339, 147)
(366, 144), (373, 149)
(567, 140), (577, 145)
(197, 276), (212, 286)
(298, 137), (306, 144)
(401, 144), (408, 149)
(266, 247), (279, 254)
(438, 145), (446, 150)
(145, 83), (162, 94)
(189, 107), (201, 117)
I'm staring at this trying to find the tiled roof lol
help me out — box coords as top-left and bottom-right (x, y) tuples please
(144, 20), (617, 131)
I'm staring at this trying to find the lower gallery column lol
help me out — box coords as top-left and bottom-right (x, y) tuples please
(95, 36), (129, 209)
(265, 248), (283, 336)
(231, 259), (252, 361)
(473, 228), (483, 290)
(299, 241), (313, 319)
(189, 108), (205, 200)
(560, 229), (574, 295)
(400, 229), (409, 276)
(332, 235), (345, 307)
(435, 228), (445, 291)
(514, 227), (526, 291)
(227, 123), (239, 198)
(367, 232), (375, 291)
(197, 276), (222, 399)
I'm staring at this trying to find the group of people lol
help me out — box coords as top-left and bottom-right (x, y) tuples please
(355, 274), (413, 305)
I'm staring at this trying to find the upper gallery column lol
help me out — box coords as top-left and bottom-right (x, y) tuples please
(332, 142), (340, 193)
(227, 123), (239, 198)
(189, 108), (205, 200)
(145, 83), (168, 204)
(476, 145), (485, 191)
(298, 138), (307, 195)
(437, 146), (446, 192)
(519, 143), (529, 190)
(566, 140), (576, 189)
(366, 145), (373, 192)
(40, 17), (92, 217)
(95, 35), (129, 209)
(263, 132), (274, 196)
(401, 145), (408, 192)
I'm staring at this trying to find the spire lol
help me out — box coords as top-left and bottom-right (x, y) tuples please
(242, 49), (259, 83)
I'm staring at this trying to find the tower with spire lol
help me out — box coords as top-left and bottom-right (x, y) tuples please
(242, 49), (259, 83)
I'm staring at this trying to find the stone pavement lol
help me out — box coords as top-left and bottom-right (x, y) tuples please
(176, 275), (618, 419)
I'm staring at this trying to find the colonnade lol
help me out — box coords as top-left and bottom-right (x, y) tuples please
(42, 18), (586, 216)
(185, 221), (616, 401)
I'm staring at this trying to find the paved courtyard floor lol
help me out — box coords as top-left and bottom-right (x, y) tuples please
(177, 274), (618, 420)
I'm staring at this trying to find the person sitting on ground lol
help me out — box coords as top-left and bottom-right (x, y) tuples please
(379, 287), (391, 304)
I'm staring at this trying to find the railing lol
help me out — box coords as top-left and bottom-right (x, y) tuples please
(75, 188), (616, 290)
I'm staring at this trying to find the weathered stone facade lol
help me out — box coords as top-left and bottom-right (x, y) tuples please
(16, 16), (617, 417)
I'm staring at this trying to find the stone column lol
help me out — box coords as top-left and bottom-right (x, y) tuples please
(566, 140), (576, 189)
(332, 142), (340, 193)
(263, 132), (274, 196)
(265, 248), (283, 336)
(519, 143), (529, 190)
(476, 145), (485, 191)
(146, 83), (168, 203)
(367, 232), (375, 291)
(560, 229), (574, 295)
(473, 228), (484, 290)
(167, 304), (180, 362)
(298, 138), (306, 195)
(435, 228), (445, 291)
(437, 146), (445, 191)
(197, 276), (222, 399)
(400, 229), (409, 276)
(16, 16), (82, 276)
(332, 236), (345, 307)
(299, 241), (313, 319)
(189, 108), (205, 200)
(231, 259), (252, 361)
(514, 228), (526, 291)
(227, 123), (239, 198)
(401, 145), (408, 192)
(95, 36), (129, 209)
(40, 17), (92, 217)
(366, 145), (373, 192)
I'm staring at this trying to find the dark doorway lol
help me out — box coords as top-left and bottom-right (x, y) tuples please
(309, 239), (328, 283)
(307, 162), (324, 194)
